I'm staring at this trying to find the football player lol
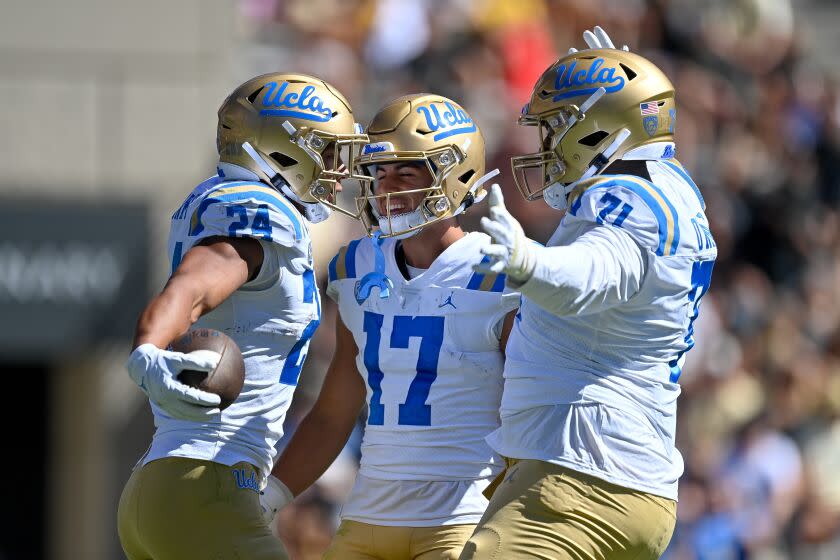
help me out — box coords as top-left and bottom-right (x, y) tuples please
(259, 94), (520, 560)
(459, 28), (716, 560)
(117, 73), (368, 560)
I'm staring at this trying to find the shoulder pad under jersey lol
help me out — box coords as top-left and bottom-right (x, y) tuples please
(325, 236), (371, 303)
(187, 181), (306, 247)
(566, 174), (681, 257)
(327, 237), (371, 284)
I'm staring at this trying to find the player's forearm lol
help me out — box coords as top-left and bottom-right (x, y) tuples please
(132, 241), (256, 351)
(271, 404), (358, 496)
(518, 225), (645, 316)
(132, 277), (206, 350)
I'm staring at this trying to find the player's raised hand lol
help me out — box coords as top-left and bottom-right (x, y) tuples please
(126, 343), (222, 421)
(568, 25), (629, 54)
(474, 184), (536, 283)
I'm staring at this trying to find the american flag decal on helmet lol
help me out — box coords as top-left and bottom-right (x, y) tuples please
(640, 102), (659, 115)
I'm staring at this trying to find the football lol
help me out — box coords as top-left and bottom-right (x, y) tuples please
(170, 328), (245, 410)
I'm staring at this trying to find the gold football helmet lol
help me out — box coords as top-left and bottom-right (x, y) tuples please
(512, 47), (676, 209)
(354, 94), (496, 238)
(217, 72), (369, 222)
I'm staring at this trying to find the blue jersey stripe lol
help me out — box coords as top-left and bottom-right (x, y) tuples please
(467, 255), (491, 290)
(466, 273), (484, 290)
(491, 273), (506, 292)
(328, 253), (339, 282)
(170, 241), (183, 274)
(344, 239), (361, 279)
(188, 181), (256, 235)
(669, 365), (682, 383)
(616, 177), (680, 256)
(662, 160), (705, 210)
(302, 268), (316, 304)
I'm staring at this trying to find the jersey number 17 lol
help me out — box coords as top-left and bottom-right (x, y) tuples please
(362, 311), (444, 427)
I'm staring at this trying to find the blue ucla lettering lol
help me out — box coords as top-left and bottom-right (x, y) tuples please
(363, 144), (387, 154)
(417, 104), (444, 131)
(416, 102), (476, 141)
(263, 81), (287, 106)
(691, 214), (716, 250)
(232, 468), (260, 492)
(442, 103), (456, 126)
(553, 58), (625, 101)
(259, 81), (333, 122)
(441, 102), (468, 126)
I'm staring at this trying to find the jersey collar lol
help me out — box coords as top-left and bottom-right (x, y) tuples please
(622, 142), (676, 161)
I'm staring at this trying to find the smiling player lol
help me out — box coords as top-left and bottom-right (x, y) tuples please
(260, 93), (520, 560)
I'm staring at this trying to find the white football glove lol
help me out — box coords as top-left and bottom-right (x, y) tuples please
(260, 475), (294, 525)
(126, 343), (222, 421)
(474, 184), (536, 284)
(568, 25), (629, 54)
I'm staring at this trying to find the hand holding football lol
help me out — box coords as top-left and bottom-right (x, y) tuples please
(170, 328), (245, 410)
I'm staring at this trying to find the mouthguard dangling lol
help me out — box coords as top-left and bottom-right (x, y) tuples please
(355, 231), (395, 304)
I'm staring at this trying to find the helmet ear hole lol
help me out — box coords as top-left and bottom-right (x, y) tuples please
(270, 152), (298, 168)
(578, 131), (609, 147)
(458, 169), (476, 184)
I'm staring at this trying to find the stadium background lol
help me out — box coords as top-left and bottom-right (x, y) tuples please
(2, 0), (840, 558)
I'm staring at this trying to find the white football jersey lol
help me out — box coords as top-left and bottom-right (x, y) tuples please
(487, 159), (716, 500)
(327, 232), (519, 525)
(142, 163), (319, 478)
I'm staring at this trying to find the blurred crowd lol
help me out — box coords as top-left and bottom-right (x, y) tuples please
(236, 0), (840, 558)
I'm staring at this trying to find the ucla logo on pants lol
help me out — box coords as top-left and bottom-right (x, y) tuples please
(259, 81), (333, 122)
(553, 58), (625, 101)
(416, 102), (476, 141)
(233, 468), (260, 493)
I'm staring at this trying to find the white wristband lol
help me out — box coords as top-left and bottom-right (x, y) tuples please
(260, 475), (294, 524)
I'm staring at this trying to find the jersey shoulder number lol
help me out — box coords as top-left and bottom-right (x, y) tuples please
(568, 174), (680, 257)
(185, 181), (305, 247)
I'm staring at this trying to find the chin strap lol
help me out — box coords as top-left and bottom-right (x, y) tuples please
(355, 231), (394, 304)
